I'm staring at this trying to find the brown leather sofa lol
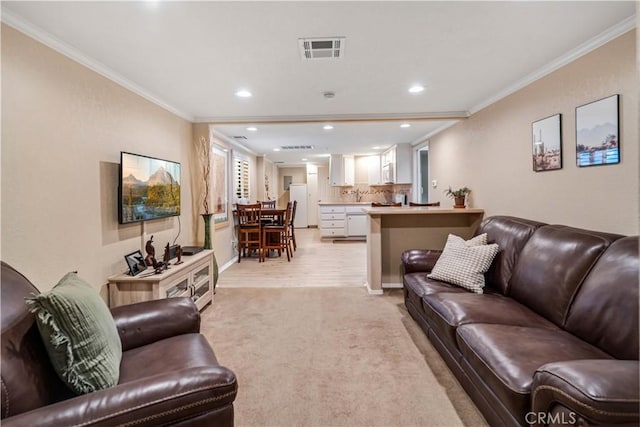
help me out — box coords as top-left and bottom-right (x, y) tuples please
(1, 261), (238, 426)
(402, 216), (639, 426)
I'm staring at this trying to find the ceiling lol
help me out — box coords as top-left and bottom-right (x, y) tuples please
(3, 1), (635, 166)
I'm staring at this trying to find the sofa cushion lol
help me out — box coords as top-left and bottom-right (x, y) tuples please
(474, 216), (546, 295)
(25, 272), (122, 394)
(427, 234), (499, 293)
(564, 236), (639, 360)
(403, 272), (466, 310)
(120, 333), (218, 383)
(456, 324), (613, 423)
(423, 292), (557, 354)
(508, 225), (622, 327)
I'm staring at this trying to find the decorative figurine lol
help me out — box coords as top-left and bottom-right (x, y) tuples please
(145, 235), (165, 273)
(163, 242), (170, 268)
(175, 245), (183, 265)
(145, 236), (156, 267)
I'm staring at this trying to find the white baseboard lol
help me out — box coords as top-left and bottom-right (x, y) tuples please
(218, 258), (236, 273)
(382, 282), (403, 289)
(364, 282), (384, 295)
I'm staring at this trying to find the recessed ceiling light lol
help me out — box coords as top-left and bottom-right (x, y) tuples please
(408, 85), (425, 94)
(323, 125), (334, 130)
(273, 148), (281, 152)
(372, 146), (382, 150)
(246, 127), (257, 131)
(235, 89), (252, 98)
(301, 158), (308, 161)
(400, 123), (411, 128)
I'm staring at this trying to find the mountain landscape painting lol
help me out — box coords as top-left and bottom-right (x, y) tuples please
(576, 95), (619, 167)
(120, 153), (181, 223)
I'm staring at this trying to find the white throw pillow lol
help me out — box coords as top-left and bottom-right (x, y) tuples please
(427, 234), (499, 293)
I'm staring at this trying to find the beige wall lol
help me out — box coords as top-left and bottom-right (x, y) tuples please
(1, 25), (195, 294)
(277, 167), (307, 207)
(429, 30), (638, 235)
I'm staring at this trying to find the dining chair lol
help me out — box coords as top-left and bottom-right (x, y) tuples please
(371, 202), (402, 207)
(259, 200), (277, 225)
(236, 203), (262, 263)
(288, 200), (298, 251)
(409, 201), (440, 206)
(261, 201), (293, 262)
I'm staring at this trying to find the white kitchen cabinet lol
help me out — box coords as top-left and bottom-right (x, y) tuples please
(381, 144), (413, 184)
(367, 155), (382, 185)
(319, 205), (346, 237)
(319, 204), (368, 238)
(346, 214), (367, 236)
(329, 154), (355, 186)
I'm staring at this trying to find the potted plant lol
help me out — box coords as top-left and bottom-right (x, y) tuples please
(444, 186), (471, 208)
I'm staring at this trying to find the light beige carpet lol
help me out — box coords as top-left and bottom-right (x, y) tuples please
(201, 287), (487, 427)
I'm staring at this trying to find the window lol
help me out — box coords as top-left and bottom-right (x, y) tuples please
(233, 156), (250, 202)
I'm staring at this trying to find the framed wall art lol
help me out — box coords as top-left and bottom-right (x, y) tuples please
(532, 113), (562, 172)
(211, 144), (229, 227)
(575, 94), (619, 167)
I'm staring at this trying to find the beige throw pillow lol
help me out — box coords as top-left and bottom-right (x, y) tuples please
(427, 234), (499, 293)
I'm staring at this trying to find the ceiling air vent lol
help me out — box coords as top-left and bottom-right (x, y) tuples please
(298, 37), (345, 60)
(280, 145), (315, 150)
(233, 136), (247, 140)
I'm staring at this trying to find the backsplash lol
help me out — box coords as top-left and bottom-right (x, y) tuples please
(325, 184), (413, 204)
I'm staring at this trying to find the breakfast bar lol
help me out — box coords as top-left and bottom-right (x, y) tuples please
(362, 206), (484, 294)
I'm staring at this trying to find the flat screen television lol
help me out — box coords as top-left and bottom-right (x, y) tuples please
(119, 152), (181, 224)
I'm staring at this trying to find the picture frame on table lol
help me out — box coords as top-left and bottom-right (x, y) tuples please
(575, 94), (620, 167)
(532, 113), (562, 172)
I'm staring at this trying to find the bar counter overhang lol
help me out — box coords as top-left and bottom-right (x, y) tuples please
(362, 206), (485, 294)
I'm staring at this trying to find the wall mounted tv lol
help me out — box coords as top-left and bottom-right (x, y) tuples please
(119, 152), (181, 224)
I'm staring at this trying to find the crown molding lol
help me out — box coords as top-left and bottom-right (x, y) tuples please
(1, 8), (195, 122)
(469, 15), (636, 115)
(195, 111), (469, 124)
(411, 120), (461, 146)
(210, 128), (258, 156)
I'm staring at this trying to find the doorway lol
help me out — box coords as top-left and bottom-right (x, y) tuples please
(418, 147), (429, 203)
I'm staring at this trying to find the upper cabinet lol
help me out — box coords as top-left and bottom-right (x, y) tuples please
(381, 143), (412, 184)
(367, 155), (382, 185)
(329, 154), (355, 186)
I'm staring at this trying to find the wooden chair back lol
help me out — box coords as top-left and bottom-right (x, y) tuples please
(260, 200), (276, 209)
(237, 203), (262, 227)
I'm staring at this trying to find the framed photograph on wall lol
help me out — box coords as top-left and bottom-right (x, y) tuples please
(532, 113), (562, 172)
(576, 94), (620, 167)
(211, 144), (229, 228)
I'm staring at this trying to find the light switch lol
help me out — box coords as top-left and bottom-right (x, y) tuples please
(432, 179), (438, 188)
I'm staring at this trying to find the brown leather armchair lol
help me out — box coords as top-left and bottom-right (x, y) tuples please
(1, 261), (237, 426)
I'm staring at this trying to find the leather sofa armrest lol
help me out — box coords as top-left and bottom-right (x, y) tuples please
(1, 366), (237, 427)
(401, 249), (442, 274)
(530, 360), (639, 426)
(111, 297), (200, 351)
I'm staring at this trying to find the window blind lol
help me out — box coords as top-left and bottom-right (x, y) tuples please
(233, 157), (250, 200)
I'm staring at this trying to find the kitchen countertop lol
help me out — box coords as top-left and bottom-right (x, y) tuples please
(318, 201), (372, 205)
(362, 206), (484, 215)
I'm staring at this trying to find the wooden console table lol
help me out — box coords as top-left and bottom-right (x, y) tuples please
(108, 250), (214, 311)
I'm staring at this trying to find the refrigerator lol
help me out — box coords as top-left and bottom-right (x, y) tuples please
(289, 184), (308, 228)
